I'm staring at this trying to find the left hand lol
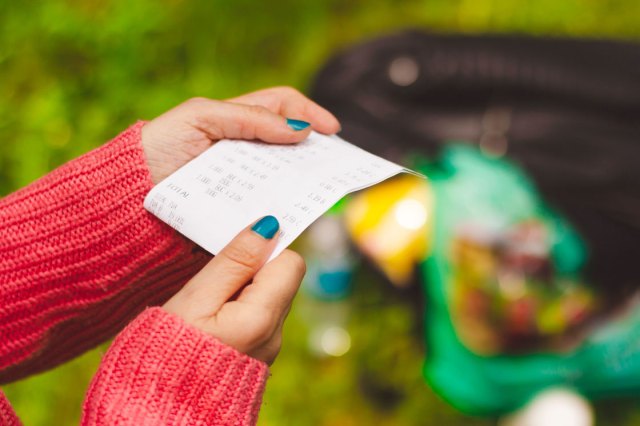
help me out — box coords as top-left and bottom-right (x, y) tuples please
(163, 216), (306, 365)
(141, 86), (341, 183)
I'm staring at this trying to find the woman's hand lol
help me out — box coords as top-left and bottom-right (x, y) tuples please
(141, 86), (341, 184)
(163, 216), (305, 365)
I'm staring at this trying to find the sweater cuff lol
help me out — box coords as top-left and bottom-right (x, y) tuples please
(82, 307), (268, 425)
(0, 122), (211, 383)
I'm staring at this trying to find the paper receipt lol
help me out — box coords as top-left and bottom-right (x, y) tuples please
(144, 131), (421, 260)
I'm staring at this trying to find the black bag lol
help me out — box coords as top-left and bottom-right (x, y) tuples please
(310, 31), (640, 305)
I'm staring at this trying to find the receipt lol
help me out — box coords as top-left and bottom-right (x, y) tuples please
(144, 131), (422, 260)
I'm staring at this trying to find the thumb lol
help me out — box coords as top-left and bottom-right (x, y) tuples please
(176, 215), (281, 318)
(185, 97), (312, 143)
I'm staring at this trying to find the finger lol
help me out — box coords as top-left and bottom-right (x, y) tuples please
(228, 86), (341, 135)
(184, 97), (312, 144)
(250, 330), (283, 366)
(237, 249), (306, 318)
(185, 215), (281, 312)
(208, 302), (285, 365)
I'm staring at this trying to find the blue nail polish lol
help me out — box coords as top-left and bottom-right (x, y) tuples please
(286, 118), (310, 131)
(251, 215), (280, 239)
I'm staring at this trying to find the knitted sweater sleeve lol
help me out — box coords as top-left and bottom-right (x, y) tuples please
(0, 309), (269, 426)
(0, 122), (210, 382)
(82, 307), (268, 425)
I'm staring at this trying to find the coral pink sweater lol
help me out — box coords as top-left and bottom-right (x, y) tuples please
(0, 123), (268, 425)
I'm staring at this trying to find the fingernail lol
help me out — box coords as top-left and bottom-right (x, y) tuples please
(251, 215), (280, 239)
(286, 118), (310, 131)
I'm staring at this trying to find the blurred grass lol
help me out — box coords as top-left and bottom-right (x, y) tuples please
(1, 0), (640, 425)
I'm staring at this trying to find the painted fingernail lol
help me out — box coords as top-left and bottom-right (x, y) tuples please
(286, 118), (310, 131)
(251, 215), (280, 239)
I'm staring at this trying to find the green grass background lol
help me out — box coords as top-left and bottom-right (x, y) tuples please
(2, 1), (640, 424)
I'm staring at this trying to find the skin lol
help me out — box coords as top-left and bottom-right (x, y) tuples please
(141, 86), (341, 364)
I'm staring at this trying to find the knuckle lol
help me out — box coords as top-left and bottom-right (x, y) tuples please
(191, 113), (211, 132)
(183, 98), (219, 131)
(273, 86), (300, 97)
(238, 105), (269, 139)
(242, 309), (278, 346)
(245, 103), (269, 117)
(283, 250), (307, 277)
(220, 243), (261, 273)
(185, 96), (209, 107)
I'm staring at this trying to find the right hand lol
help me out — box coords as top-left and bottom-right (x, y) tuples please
(163, 216), (306, 365)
